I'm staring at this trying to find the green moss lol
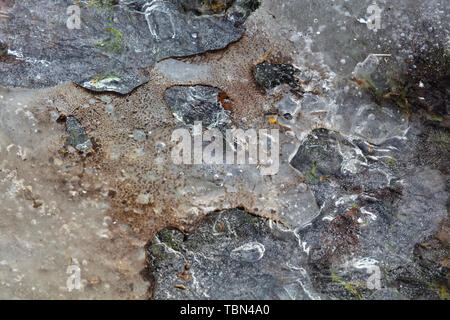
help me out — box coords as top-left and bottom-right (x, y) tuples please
(203, 0), (230, 13)
(86, 0), (118, 11)
(150, 245), (165, 260)
(148, 244), (167, 271)
(96, 27), (123, 54)
(426, 281), (450, 300)
(159, 229), (181, 252)
(330, 268), (363, 300)
(429, 113), (443, 122)
(427, 130), (450, 152)
(242, 212), (255, 224)
(307, 160), (318, 182)
(384, 157), (395, 170)
(365, 77), (384, 99)
(92, 71), (121, 84)
(368, 45), (449, 119)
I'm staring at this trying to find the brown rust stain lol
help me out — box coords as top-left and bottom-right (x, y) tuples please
(217, 91), (232, 111)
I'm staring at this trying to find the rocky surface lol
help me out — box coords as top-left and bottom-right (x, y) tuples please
(0, 0), (259, 94)
(253, 62), (302, 91)
(64, 116), (94, 153)
(148, 209), (320, 299)
(165, 85), (231, 130)
(0, 0), (448, 300)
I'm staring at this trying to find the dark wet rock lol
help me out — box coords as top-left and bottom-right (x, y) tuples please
(0, 0), (258, 94)
(253, 62), (302, 91)
(147, 209), (320, 300)
(289, 129), (397, 221)
(0, 0), (448, 301)
(292, 125), (448, 300)
(283, 112), (293, 120)
(290, 128), (366, 180)
(302, 166), (448, 300)
(147, 194), (448, 300)
(65, 116), (93, 153)
(165, 85), (231, 130)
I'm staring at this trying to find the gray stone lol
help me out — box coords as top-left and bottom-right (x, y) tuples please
(65, 116), (93, 153)
(0, 0), (259, 94)
(290, 128), (366, 179)
(148, 209), (319, 300)
(253, 62), (302, 91)
(165, 85), (231, 130)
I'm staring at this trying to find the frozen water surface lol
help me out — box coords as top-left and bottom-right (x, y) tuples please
(0, 0), (449, 299)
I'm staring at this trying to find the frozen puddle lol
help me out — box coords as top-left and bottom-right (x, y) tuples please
(0, 0), (448, 300)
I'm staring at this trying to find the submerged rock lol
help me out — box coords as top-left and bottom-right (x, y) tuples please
(147, 209), (320, 300)
(0, 0), (259, 94)
(65, 116), (93, 153)
(0, 0), (448, 301)
(253, 62), (302, 91)
(301, 166), (448, 300)
(290, 128), (366, 179)
(165, 85), (231, 130)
